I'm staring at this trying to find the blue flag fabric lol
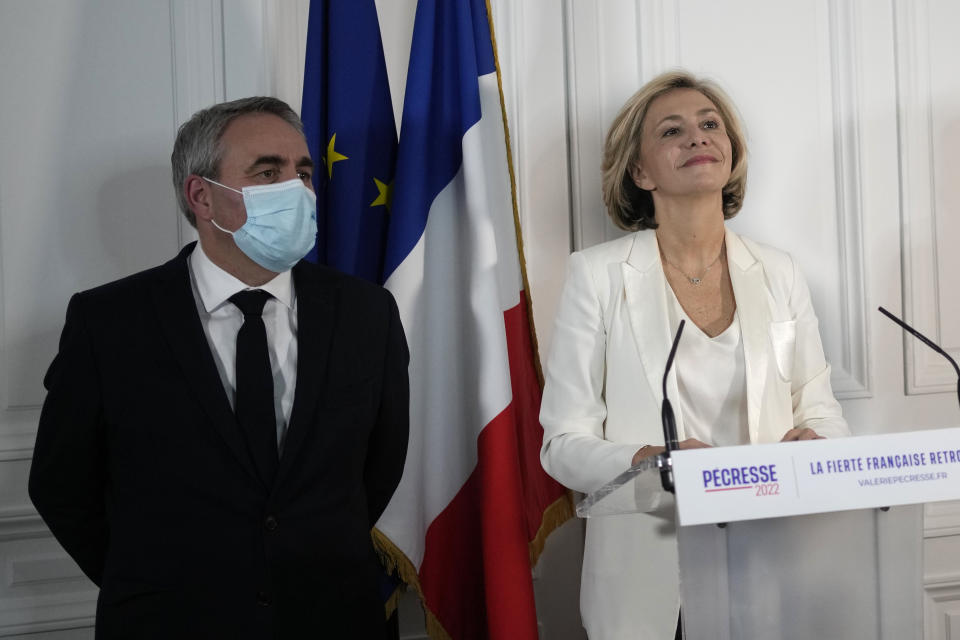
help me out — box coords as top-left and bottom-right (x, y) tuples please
(300, 0), (402, 619)
(381, 0), (495, 282)
(301, 0), (397, 283)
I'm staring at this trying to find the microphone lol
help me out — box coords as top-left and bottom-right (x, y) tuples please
(658, 320), (685, 492)
(662, 320), (685, 452)
(878, 306), (960, 410)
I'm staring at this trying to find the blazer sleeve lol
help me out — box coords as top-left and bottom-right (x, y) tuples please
(786, 256), (850, 438)
(539, 252), (639, 494)
(364, 290), (410, 526)
(29, 294), (109, 586)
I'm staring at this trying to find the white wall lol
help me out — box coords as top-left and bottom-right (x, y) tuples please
(0, 0), (958, 638)
(0, 1), (182, 634)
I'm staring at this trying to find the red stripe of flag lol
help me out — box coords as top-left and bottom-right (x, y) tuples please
(419, 292), (568, 638)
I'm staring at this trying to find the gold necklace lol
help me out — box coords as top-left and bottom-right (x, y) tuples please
(660, 241), (724, 286)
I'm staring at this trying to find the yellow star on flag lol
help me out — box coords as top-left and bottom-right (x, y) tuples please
(325, 133), (348, 179)
(370, 178), (394, 209)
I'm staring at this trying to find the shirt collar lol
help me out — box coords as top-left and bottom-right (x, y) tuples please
(190, 243), (295, 313)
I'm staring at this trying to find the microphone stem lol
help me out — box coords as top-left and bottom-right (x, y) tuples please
(878, 306), (960, 410)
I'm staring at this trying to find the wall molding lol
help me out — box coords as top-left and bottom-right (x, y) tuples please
(264, 0), (310, 111)
(565, 0), (680, 251)
(826, 0), (871, 399)
(0, 615), (95, 638)
(9, 555), (86, 589)
(924, 582), (960, 640)
(0, 420), (39, 461)
(563, 0), (599, 253)
(170, 0), (225, 249)
(924, 502), (960, 639)
(636, 0), (678, 81)
(0, 517), (97, 636)
(893, 0), (959, 397)
(170, 0), (225, 127)
(926, 500), (960, 539)
(0, 506), (47, 541)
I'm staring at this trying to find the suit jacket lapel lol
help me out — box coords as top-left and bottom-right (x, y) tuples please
(726, 229), (771, 443)
(273, 262), (338, 490)
(622, 232), (685, 438)
(151, 243), (260, 483)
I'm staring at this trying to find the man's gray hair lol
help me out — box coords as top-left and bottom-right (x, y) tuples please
(171, 96), (305, 227)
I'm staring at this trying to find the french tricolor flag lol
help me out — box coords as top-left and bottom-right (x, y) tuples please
(373, 0), (572, 637)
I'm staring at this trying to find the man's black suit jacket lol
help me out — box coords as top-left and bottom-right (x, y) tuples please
(29, 243), (409, 639)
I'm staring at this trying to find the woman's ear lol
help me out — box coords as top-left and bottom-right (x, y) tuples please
(629, 162), (655, 191)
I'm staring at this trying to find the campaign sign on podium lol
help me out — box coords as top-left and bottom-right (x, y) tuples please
(672, 426), (960, 525)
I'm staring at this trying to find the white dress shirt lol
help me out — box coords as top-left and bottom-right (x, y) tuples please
(187, 244), (298, 452)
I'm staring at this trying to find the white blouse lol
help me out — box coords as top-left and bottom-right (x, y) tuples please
(666, 283), (749, 447)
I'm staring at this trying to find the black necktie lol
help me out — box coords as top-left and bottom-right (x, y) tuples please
(230, 290), (278, 486)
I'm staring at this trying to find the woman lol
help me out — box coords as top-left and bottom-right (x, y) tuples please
(539, 71), (849, 639)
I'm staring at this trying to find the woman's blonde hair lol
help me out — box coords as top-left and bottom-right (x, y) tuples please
(601, 70), (748, 230)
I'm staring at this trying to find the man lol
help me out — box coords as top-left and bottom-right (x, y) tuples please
(29, 97), (409, 638)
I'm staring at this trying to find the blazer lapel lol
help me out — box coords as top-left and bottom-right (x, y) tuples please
(273, 262), (338, 490)
(621, 232), (685, 437)
(151, 243), (260, 483)
(725, 229), (771, 443)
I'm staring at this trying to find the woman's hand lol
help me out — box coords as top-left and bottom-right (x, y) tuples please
(631, 438), (711, 465)
(780, 427), (824, 442)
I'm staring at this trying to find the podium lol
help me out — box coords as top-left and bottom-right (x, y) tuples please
(578, 427), (960, 639)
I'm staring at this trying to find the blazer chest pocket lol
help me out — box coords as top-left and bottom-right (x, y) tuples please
(769, 320), (796, 382)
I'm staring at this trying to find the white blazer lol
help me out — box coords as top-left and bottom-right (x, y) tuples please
(539, 228), (848, 640)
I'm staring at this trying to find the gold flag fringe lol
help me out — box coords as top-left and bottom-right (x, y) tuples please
(528, 492), (576, 567)
(371, 527), (423, 611)
(371, 527), (454, 640)
(374, 492), (575, 638)
(383, 583), (401, 621)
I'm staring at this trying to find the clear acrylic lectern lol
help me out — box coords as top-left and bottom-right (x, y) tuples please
(576, 432), (943, 640)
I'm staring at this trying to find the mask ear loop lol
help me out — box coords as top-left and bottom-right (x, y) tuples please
(203, 177), (243, 194)
(202, 177), (243, 235)
(210, 218), (237, 236)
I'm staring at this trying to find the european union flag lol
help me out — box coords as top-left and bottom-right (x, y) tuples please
(300, 0), (402, 630)
(301, 0), (397, 284)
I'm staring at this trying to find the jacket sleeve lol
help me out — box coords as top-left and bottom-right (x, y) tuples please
(539, 252), (638, 494)
(28, 294), (109, 586)
(364, 290), (410, 527)
(786, 256), (851, 438)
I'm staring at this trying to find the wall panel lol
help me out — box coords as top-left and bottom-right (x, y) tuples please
(895, 0), (960, 397)
(0, 0), (230, 633)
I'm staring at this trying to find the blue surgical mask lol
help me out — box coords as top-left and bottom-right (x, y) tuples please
(204, 177), (317, 273)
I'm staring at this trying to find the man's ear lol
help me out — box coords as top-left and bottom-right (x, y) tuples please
(184, 175), (213, 222)
(629, 162), (656, 192)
